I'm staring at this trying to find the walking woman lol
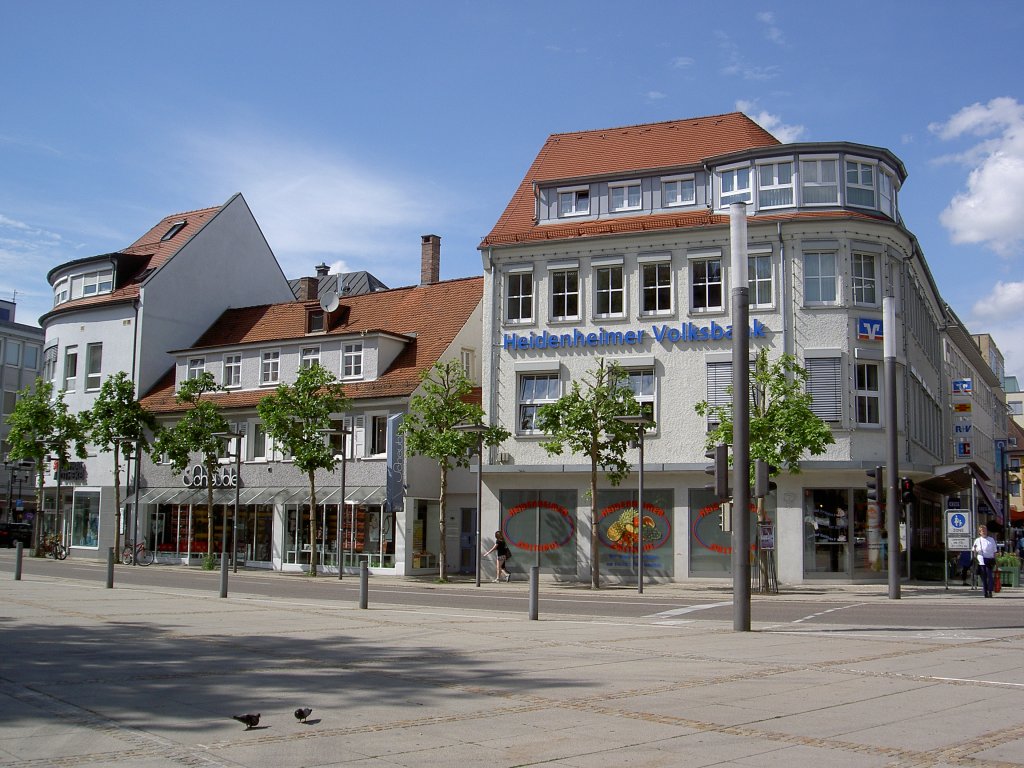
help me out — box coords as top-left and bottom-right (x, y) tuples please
(483, 531), (512, 582)
(972, 524), (997, 597)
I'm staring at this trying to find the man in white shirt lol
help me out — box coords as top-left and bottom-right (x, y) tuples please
(972, 524), (997, 597)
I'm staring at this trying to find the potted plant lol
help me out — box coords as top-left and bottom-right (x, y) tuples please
(995, 551), (1020, 588)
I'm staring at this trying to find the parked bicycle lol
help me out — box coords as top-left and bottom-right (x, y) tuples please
(121, 540), (154, 566)
(41, 535), (68, 560)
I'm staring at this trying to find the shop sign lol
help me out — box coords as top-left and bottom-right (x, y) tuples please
(953, 402), (972, 413)
(952, 379), (973, 394)
(502, 320), (768, 352)
(386, 414), (405, 513)
(181, 464), (238, 488)
(857, 317), (883, 341)
(956, 442), (972, 459)
(58, 462), (87, 484)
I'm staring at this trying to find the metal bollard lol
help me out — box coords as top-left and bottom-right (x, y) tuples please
(106, 547), (115, 588)
(359, 561), (368, 609)
(219, 551), (228, 599)
(14, 542), (23, 581)
(529, 565), (539, 620)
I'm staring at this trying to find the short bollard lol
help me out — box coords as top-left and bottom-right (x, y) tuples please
(359, 562), (368, 609)
(14, 542), (23, 581)
(529, 565), (539, 620)
(106, 547), (115, 589)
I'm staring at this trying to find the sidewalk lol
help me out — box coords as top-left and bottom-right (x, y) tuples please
(1, 567), (1022, 767)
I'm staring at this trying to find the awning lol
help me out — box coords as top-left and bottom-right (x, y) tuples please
(346, 485), (386, 505)
(917, 462), (1003, 525)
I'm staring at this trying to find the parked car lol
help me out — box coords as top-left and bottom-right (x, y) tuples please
(0, 522), (33, 548)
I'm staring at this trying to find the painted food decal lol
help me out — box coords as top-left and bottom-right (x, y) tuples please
(605, 507), (658, 547)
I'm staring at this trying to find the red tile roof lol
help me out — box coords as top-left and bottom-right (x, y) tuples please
(481, 112), (780, 248)
(140, 276), (483, 414)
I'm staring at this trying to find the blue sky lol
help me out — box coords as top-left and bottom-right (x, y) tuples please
(4, 2), (1024, 371)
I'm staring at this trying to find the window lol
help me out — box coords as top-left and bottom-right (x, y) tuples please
(1010, 401), (1024, 416)
(85, 343), (102, 390)
(343, 342), (363, 379)
(261, 350), (280, 385)
(845, 160), (875, 208)
(307, 310), (325, 333)
(300, 346), (321, 369)
(23, 345), (39, 371)
(805, 357), (842, 421)
(879, 169), (895, 217)
(161, 220), (186, 241)
(609, 181), (641, 212)
(518, 373), (560, 433)
(371, 415), (389, 455)
(460, 348), (475, 381)
(2, 390), (16, 415)
(43, 346), (58, 382)
(803, 252), (838, 305)
(558, 187), (590, 217)
(757, 161), (793, 208)
(855, 363), (880, 425)
(623, 367), (656, 421)
(852, 253), (877, 306)
(187, 358), (206, 380)
(223, 354), (241, 387)
(662, 175), (695, 207)
(641, 262), (672, 315)
(594, 265), (624, 318)
(506, 272), (533, 323)
(4, 340), (20, 366)
(800, 158), (838, 205)
(70, 270), (113, 300)
(550, 269), (579, 321)
(691, 258), (723, 311)
(63, 347), (78, 391)
(748, 254), (773, 308)
(718, 165), (751, 207)
(705, 362), (732, 426)
(53, 277), (69, 306)
(252, 423), (268, 460)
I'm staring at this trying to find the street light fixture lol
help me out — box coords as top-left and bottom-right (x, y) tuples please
(454, 423), (488, 588)
(614, 414), (653, 595)
(214, 432), (242, 593)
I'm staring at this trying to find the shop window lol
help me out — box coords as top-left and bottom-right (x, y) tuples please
(506, 272), (534, 324)
(855, 363), (881, 425)
(691, 258), (722, 312)
(688, 488), (765, 576)
(550, 269), (579, 321)
(641, 262), (672, 316)
(518, 373), (560, 433)
(71, 490), (100, 548)
(594, 265), (624, 318)
(499, 489), (578, 576)
(805, 357), (842, 422)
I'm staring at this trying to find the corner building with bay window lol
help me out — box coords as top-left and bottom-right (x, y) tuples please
(477, 112), (1002, 585)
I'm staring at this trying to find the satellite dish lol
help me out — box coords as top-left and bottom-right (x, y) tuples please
(319, 292), (339, 313)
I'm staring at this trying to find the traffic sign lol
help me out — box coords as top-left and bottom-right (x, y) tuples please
(947, 511), (968, 535)
(947, 536), (971, 551)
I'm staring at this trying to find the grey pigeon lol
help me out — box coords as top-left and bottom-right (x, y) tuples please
(233, 713), (260, 729)
(294, 707), (313, 723)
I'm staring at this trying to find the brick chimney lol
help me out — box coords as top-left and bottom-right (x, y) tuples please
(420, 234), (440, 285)
(295, 276), (319, 302)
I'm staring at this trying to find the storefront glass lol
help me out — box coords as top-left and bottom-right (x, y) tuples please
(596, 488), (674, 578)
(500, 489), (577, 575)
(688, 488), (763, 576)
(70, 490), (100, 548)
(803, 488), (850, 575)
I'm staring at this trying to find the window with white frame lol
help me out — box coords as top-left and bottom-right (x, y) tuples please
(705, 361), (732, 427)
(187, 357), (205, 380)
(852, 253), (878, 306)
(748, 253), (773, 308)
(609, 181), (641, 212)
(641, 262), (672, 315)
(70, 269), (113, 300)
(594, 265), (624, 318)
(252, 423), (268, 460)
(4, 339), (20, 366)
(63, 347), (78, 391)
(803, 252), (838, 305)
(24, 345), (39, 371)
(300, 346), (321, 369)
(550, 268), (579, 321)
(43, 346), (57, 382)
(223, 353), (241, 387)
(691, 258), (723, 311)
(855, 363), (881, 425)
(662, 175), (695, 207)
(85, 343), (102, 390)
(505, 271), (533, 323)
(53, 277), (69, 306)
(371, 415), (389, 455)
(343, 342), (363, 379)
(460, 348), (475, 381)
(623, 367), (656, 421)
(845, 160), (875, 208)
(518, 373), (560, 433)
(558, 186), (590, 217)
(805, 357), (842, 422)
(800, 158), (838, 205)
(261, 350), (280, 385)
(757, 160), (794, 208)
(718, 165), (751, 207)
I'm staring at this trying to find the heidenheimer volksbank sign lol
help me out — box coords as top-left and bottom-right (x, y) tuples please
(503, 320), (768, 352)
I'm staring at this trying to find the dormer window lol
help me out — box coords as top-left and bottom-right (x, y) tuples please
(161, 220), (186, 241)
(307, 310), (325, 333)
(717, 164), (751, 208)
(609, 181), (641, 212)
(662, 174), (695, 207)
(558, 186), (590, 217)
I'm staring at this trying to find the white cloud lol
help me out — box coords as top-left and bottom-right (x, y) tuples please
(970, 281), (1024, 373)
(645, 90), (667, 101)
(734, 100), (805, 143)
(756, 11), (784, 44)
(717, 32), (781, 81)
(929, 97), (1024, 256)
(671, 56), (695, 69)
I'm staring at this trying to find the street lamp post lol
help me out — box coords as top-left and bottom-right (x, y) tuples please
(454, 424), (488, 588)
(614, 414), (652, 595)
(318, 427), (351, 580)
(214, 432), (242, 588)
(112, 436), (136, 562)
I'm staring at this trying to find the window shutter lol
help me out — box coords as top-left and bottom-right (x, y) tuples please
(706, 362), (732, 410)
(806, 357), (842, 421)
(353, 416), (365, 458)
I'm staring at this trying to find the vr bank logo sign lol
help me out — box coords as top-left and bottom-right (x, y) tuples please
(503, 320), (768, 352)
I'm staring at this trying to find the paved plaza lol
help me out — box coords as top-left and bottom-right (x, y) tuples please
(1, 567), (1023, 767)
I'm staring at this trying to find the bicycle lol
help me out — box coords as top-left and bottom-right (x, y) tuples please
(41, 535), (68, 560)
(121, 540), (154, 566)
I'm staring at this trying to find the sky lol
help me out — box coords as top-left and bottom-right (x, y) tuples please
(3, 1), (1024, 374)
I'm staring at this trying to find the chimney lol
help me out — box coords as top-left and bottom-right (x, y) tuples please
(420, 234), (440, 285)
(315, 262), (330, 277)
(295, 276), (319, 302)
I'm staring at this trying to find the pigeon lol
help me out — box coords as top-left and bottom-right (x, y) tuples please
(233, 713), (260, 729)
(294, 707), (313, 723)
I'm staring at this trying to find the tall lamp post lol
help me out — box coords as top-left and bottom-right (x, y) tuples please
(319, 427), (351, 581)
(214, 432), (242, 584)
(112, 436), (136, 562)
(614, 414), (652, 594)
(454, 423), (487, 588)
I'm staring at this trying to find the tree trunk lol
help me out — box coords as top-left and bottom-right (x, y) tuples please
(590, 456), (600, 589)
(308, 470), (318, 577)
(438, 467), (448, 581)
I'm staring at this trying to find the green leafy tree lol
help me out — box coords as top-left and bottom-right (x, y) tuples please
(400, 360), (509, 581)
(153, 373), (230, 556)
(80, 371), (158, 555)
(5, 379), (88, 550)
(535, 358), (643, 589)
(257, 365), (350, 576)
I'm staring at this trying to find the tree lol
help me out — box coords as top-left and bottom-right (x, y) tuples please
(80, 371), (158, 556)
(535, 358), (643, 589)
(401, 360), (509, 581)
(153, 373), (230, 558)
(257, 365), (350, 576)
(5, 379), (88, 550)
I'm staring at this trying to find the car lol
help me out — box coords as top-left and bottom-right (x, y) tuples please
(0, 522), (33, 548)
